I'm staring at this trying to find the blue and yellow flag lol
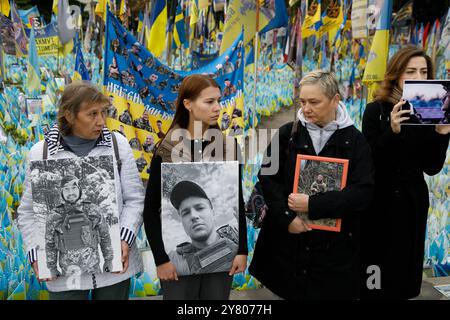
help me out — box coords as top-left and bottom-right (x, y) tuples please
(27, 27), (41, 97)
(148, 0), (167, 58)
(103, 10), (244, 179)
(173, 1), (186, 49)
(302, 0), (321, 38)
(74, 42), (90, 81)
(362, 0), (392, 84)
(320, 0), (343, 36)
(219, 0), (271, 55)
(260, 0), (289, 33)
(137, 10), (144, 33)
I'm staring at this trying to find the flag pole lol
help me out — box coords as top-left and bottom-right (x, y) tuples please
(57, 35), (60, 76)
(293, 4), (303, 123)
(252, 0), (260, 130)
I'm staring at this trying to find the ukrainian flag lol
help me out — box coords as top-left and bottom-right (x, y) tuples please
(148, 0), (167, 58)
(362, 0), (392, 84)
(302, 0), (321, 38)
(173, 1), (186, 49)
(220, 0), (270, 55)
(74, 42), (90, 81)
(137, 10), (144, 33)
(27, 27), (41, 97)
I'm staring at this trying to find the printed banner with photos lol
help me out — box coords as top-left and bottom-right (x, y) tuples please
(103, 10), (245, 179)
(29, 155), (122, 279)
(161, 161), (239, 276)
(24, 22), (60, 56)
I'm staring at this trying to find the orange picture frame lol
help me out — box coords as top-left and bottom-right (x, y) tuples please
(292, 154), (349, 232)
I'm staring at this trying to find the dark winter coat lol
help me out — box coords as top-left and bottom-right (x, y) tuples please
(361, 100), (449, 300)
(249, 121), (375, 300)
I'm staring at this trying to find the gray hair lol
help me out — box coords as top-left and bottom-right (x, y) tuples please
(299, 70), (341, 99)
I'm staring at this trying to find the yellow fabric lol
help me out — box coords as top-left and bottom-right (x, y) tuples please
(52, 0), (58, 15)
(58, 38), (74, 57)
(198, 0), (209, 10)
(190, 0), (199, 26)
(362, 29), (390, 83)
(0, 0), (10, 16)
(302, 0), (321, 39)
(219, 0), (270, 55)
(148, 5), (167, 58)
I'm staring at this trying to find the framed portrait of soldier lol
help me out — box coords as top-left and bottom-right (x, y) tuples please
(29, 155), (123, 279)
(293, 154), (349, 232)
(161, 161), (239, 276)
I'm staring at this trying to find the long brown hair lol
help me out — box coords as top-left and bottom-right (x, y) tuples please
(374, 45), (435, 102)
(167, 74), (221, 132)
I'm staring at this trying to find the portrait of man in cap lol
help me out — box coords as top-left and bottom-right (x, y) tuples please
(166, 180), (238, 276)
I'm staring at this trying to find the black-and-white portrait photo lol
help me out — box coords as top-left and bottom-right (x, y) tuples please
(161, 161), (239, 276)
(29, 155), (122, 279)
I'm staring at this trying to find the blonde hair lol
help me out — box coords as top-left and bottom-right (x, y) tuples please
(57, 81), (110, 135)
(299, 70), (341, 99)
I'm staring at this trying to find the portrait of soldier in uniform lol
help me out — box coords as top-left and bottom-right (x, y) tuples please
(133, 110), (153, 132)
(30, 155), (123, 280)
(167, 181), (238, 276)
(129, 130), (142, 151)
(142, 135), (155, 153)
(107, 95), (117, 119)
(161, 161), (240, 278)
(220, 112), (231, 130)
(310, 174), (327, 195)
(135, 153), (148, 173)
(156, 120), (166, 139)
(45, 175), (114, 277)
(119, 102), (133, 126)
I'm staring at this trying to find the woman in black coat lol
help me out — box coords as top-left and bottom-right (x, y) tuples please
(361, 45), (450, 300)
(249, 70), (375, 300)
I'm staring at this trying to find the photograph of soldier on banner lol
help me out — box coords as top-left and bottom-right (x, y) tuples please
(161, 161), (239, 276)
(102, 11), (244, 180)
(29, 155), (122, 280)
